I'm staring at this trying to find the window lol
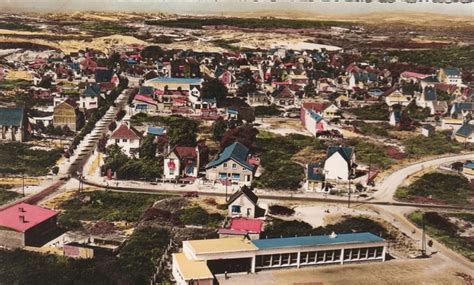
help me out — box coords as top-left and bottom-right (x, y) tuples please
(231, 205), (241, 214)
(344, 249), (352, 261)
(308, 251), (316, 263)
(115, 139), (119, 144)
(281, 253), (290, 265)
(271, 254), (281, 266)
(299, 252), (308, 264)
(123, 139), (128, 143)
(351, 249), (359, 260)
(169, 169), (174, 175)
(219, 173), (227, 179)
(223, 163), (228, 168)
(368, 248), (376, 258)
(232, 163), (237, 169)
(333, 250), (341, 261)
(360, 248), (368, 259)
(232, 173), (241, 180)
(317, 251), (325, 263)
(130, 139), (134, 144)
(290, 253), (298, 265)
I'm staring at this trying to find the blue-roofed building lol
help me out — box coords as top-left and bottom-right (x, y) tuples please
(144, 77), (203, 92)
(306, 162), (326, 192)
(438, 67), (462, 87)
(454, 123), (474, 143)
(206, 142), (255, 185)
(462, 161), (474, 176)
(172, 232), (387, 283)
(79, 84), (100, 110)
(324, 146), (355, 182)
(450, 102), (474, 119)
(146, 127), (167, 137)
(0, 107), (27, 142)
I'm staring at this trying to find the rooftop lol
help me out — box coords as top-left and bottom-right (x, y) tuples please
(174, 253), (213, 281)
(252, 232), (384, 250)
(186, 237), (258, 255)
(0, 202), (58, 233)
(0, 107), (24, 127)
(110, 124), (141, 140)
(147, 77), (202, 85)
(206, 142), (254, 170)
(228, 218), (263, 234)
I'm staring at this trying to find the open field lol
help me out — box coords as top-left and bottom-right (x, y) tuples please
(217, 258), (472, 285)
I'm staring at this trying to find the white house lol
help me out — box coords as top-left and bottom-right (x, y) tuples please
(227, 186), (265, 219)
(438, 67), (462, 87)
(323, 146), (355, 182)
(163, 146), (200, 180)
(79, 84), (100, 110)
(107, 124), (141, 158)
(301, 106), (330, 136)
(385, 90), (411, 107)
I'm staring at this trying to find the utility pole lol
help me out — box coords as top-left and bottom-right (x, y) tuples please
(22, 172), (25, 197)
(347, 178), (351, 208)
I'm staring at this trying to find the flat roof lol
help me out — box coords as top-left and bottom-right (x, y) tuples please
(174, 253), (213, 281)
(186, 237), (258, 255)
(0, 202), (58, 233)
(252, 232), (384, 250)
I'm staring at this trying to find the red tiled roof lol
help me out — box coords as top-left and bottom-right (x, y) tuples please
(228, 218), (263, 234)
(110, 124), (140, 140)
(303, 102), (328, 112)
(0, 202), (58, 232)
(134, 94), (157, 105)
(175, 146), (197, 160)
(400, 71), (431, 80)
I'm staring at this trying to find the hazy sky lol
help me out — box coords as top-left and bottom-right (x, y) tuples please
(0, 0), (471, 16)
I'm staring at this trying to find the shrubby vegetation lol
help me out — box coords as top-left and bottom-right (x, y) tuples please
(345, 138), (392, 169)
(349, 103), (389, 121)
(0, 189), (20, 205)
(409, 211), (474, 261)
(254, 105), (282, 117)
(402, 132), (461, 157)
(396, 172), (473, 205)
(146, 17), (351, 29)
(268, 205), (295, 216)
(0, 143), (62, 176)
(263, 216), (392, 240)
(352, 121), (390, 137)
(176, 206), (224, 227)
(58, 191), (165, 229)
(253, 132), (325, 190)
(118, 227), (171, 284)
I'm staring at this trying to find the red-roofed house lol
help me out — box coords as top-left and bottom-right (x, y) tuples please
(218, 217), (263, 240)
(132, 94), (158, 114)
(0, 202), (59, 248)
(107, 124), (142, 157)
(163, 146), (201, 180)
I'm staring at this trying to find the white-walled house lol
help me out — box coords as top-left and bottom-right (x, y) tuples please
(438, 67), (462, 87)
(323, 146), (355, 182)
(227, 186), (265, 218)
(79, 84), (100, 110)
(163, 146), (200, 180)
(107, 124), (141, 158)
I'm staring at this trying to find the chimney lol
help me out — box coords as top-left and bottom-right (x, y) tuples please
(19, 215), (25, 223)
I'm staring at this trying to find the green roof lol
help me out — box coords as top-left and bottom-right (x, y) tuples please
(455, 123), (474, 138)
(327, 146), (353, 163)
(0, 107), (24, 127)
(206, 142), (254, 171)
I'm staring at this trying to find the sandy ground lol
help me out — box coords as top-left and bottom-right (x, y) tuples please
(217, 257), (472, 285)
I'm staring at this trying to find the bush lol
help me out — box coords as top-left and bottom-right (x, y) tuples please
(269, 205), (295, 216)
(177, 206), (224, 227)
(0, 143), (62, 176)
(349, 103), (389, 121)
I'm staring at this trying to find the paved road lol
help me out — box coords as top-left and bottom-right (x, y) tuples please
(374, 153), (474, 202)
(66, 89), (131, 176)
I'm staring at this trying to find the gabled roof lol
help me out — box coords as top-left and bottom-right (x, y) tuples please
(110, 124), (141, 140)
(400, 71), (430, 80)
(0, 107), (24, 127)
(83, 84), (100, 97)
(452, 102), (474, 115)
(271, 86), (294, 99)
(206, 142), (254, 170)
(175, 146), (197, 161)
(307, 163), (325, 181)
(95, 68), (114, 83)
(327, 146), (354, 163)
(308, 109), (323, 123)
(423, 87), (437, 101)
(0, 202), (58, 233)
(227, 185), (258, 206)
(442, 67), (460, 77)
(134, 94), (157, 105)
(455, 123), (474, 138)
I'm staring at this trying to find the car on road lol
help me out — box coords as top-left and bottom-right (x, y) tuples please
(182, 191), (199, 198)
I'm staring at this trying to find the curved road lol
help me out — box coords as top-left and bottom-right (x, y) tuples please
(374, 152), (474, 202)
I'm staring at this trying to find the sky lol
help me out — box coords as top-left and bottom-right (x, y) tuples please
(0, 0), (471, 16)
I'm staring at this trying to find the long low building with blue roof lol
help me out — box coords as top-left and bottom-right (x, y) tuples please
(172, 232), (387, 285)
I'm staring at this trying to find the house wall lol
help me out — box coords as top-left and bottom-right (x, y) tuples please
(306, 180), (324, 192)
(0, 229), (25, 248)
(106, 138), (140, 158)
(164, 152), (181, 180)
(324, 152), (349, 181)
(228, 196), (256, 218)
(172, 255), (214, 285)
(79, 96), (98, 110)
(53, 104), (77, 131)
(206, 158), (253, 185)
(0, 125), (24, 142)
(454, 134), (474, 143)
(24, 216), (58, 246)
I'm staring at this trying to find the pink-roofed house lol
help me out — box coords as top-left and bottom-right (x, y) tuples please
(0, 202), (59, 248)
(132, 94), (159, 114)
(218, 217), (263, 240)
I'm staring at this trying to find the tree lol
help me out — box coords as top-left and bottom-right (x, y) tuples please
(212, 118), (228, 141)
(304, 83), (317, 97)
(140, 45), (164, 61)
(201, 78), (228, 104)
(139, 135), (157, 160)
(97, 135), (108, 153)
(220, 125), (258, 150)
(165, 116), (199, 147)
